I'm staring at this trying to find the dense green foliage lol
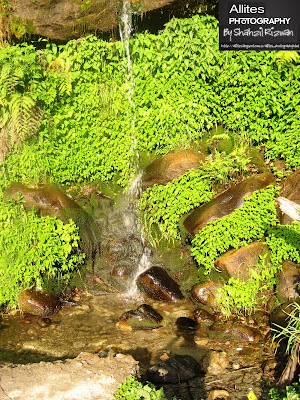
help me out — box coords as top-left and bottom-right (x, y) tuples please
(0, 15), (299, 190)
(113, 376), (179, 400)
(140, 168), (213, 242)
(218, 255), (277, 316)
(0, 199), (85, 308)
(266, 222), (300, 267)
(191, 186), (278, 274)
(269, 379), (300, 400)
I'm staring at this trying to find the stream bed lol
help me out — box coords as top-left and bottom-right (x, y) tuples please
(0, 292), (278, 399)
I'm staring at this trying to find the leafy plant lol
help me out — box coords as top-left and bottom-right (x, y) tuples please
(218, 255), (277, 316)
(113, 376), (179, 400)
(266, 222), (300, 267)
(140, 168), (213, 243)
(0, 198), (85, 308)
(191, 186), (279, 274)
(269, 378), (300, 400)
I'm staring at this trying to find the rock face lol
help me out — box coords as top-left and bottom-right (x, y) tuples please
(279, 169), (300, 225)
(118, 304), (163, 330)
(0, 352), (138, 400)
(215, 242), (270, 282)
(137, 266), (184, 301)
(143, 150), (204, 188)
(11, 0), (192, 41)
(19, 289), (61, 316)
(4, 183), (100, 263)
(145, 354), (200, 384)
(183, 173), (275, 235)
(200, 350), (229, 376)
(191, 281), (223, 309)
(277, 261), (300, 301)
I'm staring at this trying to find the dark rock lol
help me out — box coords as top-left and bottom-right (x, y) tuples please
(142, 150), (204, 188)
(118, 304), (163, 330)
(252, 311), (270, 327)
(19, 289), (61, 316)
(279, 169), (300, 225)
(176, 317), (198, 330)
(277, 261), (300, 301)
(137, 266), (184, 302)
(210, 323), (261, 342)
(191, 281), (223, 309)
(215, 242), (270, 282)
(194, 308), (216, 325)
(144, 354), (200, 384)
(183, 173), (275, 235)
(270, 300), (300, 328)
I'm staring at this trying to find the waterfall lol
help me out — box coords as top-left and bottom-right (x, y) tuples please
(118, 2), (152, 297)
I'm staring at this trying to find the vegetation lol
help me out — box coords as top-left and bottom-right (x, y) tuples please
(113, 376), (179, 400)
(191, 186), (279, 274)
(0, 198), (85, 308)
(269, 377), (300, 400)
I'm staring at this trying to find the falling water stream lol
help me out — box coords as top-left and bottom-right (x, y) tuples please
(119, 0), (152, 297)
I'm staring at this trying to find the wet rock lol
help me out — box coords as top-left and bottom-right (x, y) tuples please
(208, 390), (230, 400)
(144, 354), (200, 384)
(118, 304), (163, 330)
(4, 183), (79, 216)
(277, 261), (300, 301)
(279, 169), (300, 225)
(252, 311), (270, 327)
(176, 317), (198, 330)
(211, 323), (261, 342)
(4, 183), (101, 263)
(194, 308), (216, 325)
(183, 173), (275, 235)
(270, 300), (300, 328)
(215, 242), (270, 282)
(191, 281), (223, 309)
(201, 350), (230, 376)
(142, 150), (204, 188)
(137, 266), (184, 302)
(19, 289), (61, 316)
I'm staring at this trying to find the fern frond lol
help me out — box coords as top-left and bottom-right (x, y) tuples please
(274, 51), (300, 69)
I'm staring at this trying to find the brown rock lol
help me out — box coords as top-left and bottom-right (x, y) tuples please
(19, 289), (61, 316)
(191, 281), (223, 309)
(270, 299), (300, 328)
(118, 304), (163, 330)
(183, 173), (275, 235)
(137, 266), (184, 302)
(277, 261), (300, 301)
(211, 323), (261, 342)
(4, 183), (79, 217)
(201, 350), (229, 376)
(10, 0), (194, 41)
(280, 169), (300, 225)
(193, 308), (215, 325)
(215, 242), (270, 282)
(142, 150), (204, 188)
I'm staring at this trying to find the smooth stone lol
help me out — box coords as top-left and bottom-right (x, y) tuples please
(277, 261), (300, 301)
(279, 169), (300, 225)
(191, 281), (223, 309)
(215, 242), (270, 282)
(118, 304), (163, 330)
(210, 323), (261, 342)
(144, 354), (200, 384)
(193, 308), (216, 325)
(200, 350), (229, 376)
(183, 173), (275, 235)
(176, 317), (198, 330)
(19, 289), (61, 316)
(137, 266), (184, 302)
(270, 299), (300, 328)
(142, 150), (204, 188)
(4, 183), (101, 262)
